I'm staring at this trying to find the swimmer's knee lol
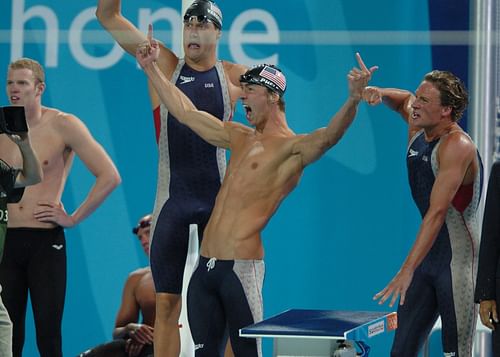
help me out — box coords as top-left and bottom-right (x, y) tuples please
(156, 293), (181, 317)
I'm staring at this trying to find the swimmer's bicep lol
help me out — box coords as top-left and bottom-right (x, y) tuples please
(290, 129), (327, 167)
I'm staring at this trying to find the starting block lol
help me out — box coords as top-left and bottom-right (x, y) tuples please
(240, 309), (397, 356)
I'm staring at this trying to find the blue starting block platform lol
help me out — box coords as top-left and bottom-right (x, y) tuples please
(240, 309), (397, 356)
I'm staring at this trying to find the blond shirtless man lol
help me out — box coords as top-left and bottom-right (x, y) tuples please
(136, 26), (376, 357)
(96, 1), (247, 355)
(0, 58), (121, 357)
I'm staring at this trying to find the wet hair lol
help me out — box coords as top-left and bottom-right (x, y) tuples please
(9, 58), (45, 84)
(423, 70), (468, 122)
(266, 88), (286, 112)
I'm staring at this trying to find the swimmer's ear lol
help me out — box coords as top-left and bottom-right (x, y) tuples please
(36, 82), (46, 96)
(268, 91), (279, 104)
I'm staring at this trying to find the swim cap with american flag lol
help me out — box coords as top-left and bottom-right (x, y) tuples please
(240, 64), (287, 97)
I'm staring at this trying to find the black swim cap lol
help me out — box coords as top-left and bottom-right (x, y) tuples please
(184, 0), (223, 30)
(240, 64), (287, 97)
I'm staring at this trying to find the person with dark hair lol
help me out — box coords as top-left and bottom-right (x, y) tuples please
(136, 26), (376, 357)
(0, 57), (121, 357)
(364, 71), (483, 356)
(78, 214), (155, 357)
(0, 128), (42, 357)
(96, 1), (247, 354)
(475, 161), (500, 354)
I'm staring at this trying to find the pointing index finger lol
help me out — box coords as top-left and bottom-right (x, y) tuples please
(355, 52), (369, 72)
(147, 24), (153, 42)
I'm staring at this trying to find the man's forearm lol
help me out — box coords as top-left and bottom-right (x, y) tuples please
(16, 140), (42, 187)
(95, 0), (121, 24)
(96, 0), (120, 23)
(70, 170), (120, 225)
(143, 62), (197, 124)
(324, 96), (360, 148)
(380, 88), (413, 120)
(401, 208), (447, 272)
(113, 324), (133, 340)
(296, 95), (361, 167)
(96, 0), (146, 56)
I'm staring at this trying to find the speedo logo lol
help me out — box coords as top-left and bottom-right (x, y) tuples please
(179, 76), (195, 85)
(408, 148), (418, 157)
(194, 343), (204, 351)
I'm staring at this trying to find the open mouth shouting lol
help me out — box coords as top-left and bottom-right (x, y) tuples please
(411, 110), (420, 120)
(243, 104), (252, 121)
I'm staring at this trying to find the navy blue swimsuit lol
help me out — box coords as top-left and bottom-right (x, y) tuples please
(150, 61), (231, 294)
(391, 130), (483, 357)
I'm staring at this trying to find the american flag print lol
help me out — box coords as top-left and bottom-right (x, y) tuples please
(259, 66), (286, 91)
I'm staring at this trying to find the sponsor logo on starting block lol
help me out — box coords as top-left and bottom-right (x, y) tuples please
(367, 320), (385, 338)
(387, 312), (398, 331)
